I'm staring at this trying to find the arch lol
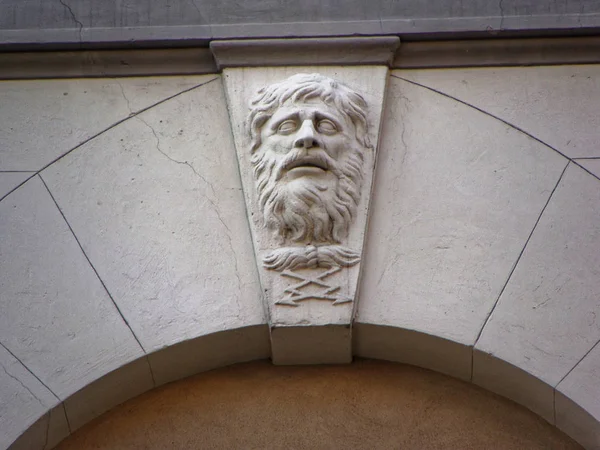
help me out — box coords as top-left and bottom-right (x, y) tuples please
(7, 324), (598, 449)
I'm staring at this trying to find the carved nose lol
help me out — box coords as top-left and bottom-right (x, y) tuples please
(294, 120), (319, 149)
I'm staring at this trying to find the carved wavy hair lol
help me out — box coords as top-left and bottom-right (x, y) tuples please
(247, 73), (371, 153)
(247, 74), (371, 247)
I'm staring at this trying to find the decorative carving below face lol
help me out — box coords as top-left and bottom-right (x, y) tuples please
(247, 73), (370, 272)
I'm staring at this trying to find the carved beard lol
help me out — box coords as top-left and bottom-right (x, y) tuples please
(252, 145), (363, 246)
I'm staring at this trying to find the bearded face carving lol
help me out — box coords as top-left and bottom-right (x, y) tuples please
(247, 74), (370, 271)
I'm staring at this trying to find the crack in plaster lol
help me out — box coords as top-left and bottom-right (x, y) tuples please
(0, 362), (44, 406)
(57, 0), (83, 44)
(135, 113), (243, 303)
(0, 341), (59, 402)
(0, 77), (219, 205)
(115, 80), (134, 116)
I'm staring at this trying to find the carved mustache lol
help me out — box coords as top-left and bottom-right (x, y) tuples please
(276, 150), (337, 180)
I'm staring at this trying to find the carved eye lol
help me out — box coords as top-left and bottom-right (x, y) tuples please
(317, 119), (337, 134)
(277, 120), (297, 134)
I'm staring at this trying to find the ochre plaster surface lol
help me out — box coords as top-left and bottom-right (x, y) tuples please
(56, 360), (581, 450)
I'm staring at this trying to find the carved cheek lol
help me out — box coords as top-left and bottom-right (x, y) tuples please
(264, 135), (294, 154)
(323, 135), (349, 158)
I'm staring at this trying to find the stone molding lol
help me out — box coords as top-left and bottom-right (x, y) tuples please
(210, 37), (401, 69)
(3, 36), (600, 80)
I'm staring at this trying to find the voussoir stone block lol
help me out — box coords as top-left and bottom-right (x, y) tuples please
(0, 76), (216, 171)
(398, 65), (600, 158)
(476, 164), (600, 420)
(42, 77), (266, 354)
(0, 177), (145, 400)
(475, 163), (600, 383)
(0, 344), (66, 450)
(356, 76), (567, 353)
(557, 342), (600, 449)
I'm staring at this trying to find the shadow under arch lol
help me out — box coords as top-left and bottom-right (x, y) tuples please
(9, 324), (598, 449)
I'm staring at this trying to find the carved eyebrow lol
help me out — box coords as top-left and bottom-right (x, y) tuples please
(270, 111), (301, 131)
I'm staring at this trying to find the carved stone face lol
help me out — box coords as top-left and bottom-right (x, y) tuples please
(248, 74), (368, 248)
(259, 99), (356, 185)
(252, 99), (364, 246)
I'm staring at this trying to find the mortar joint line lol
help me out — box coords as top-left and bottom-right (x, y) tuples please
(38, 173), (148, 354)
(0, 340), (60, 402)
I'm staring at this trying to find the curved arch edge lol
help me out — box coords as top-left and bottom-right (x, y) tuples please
(8, 323), (599, 449)
(8, 325), (270, 450)
(354, 322), (600, 449)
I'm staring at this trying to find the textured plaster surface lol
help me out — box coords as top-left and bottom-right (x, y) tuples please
(1, 67), (600, 449)
(0, 172), (33, 198)
(557, 342), (600, 448)
(398, 65), (600, 158)
(148, 325), (270, 386)
(357, 76), (567, 346)
(476, 164), (600, 387)
(0, 76), (215, 171)
(577, 159), (600, 179)
(55, 361), (582, 450)
(42, 77), (265, 353)
(473, 350), (555, 423)
(0, 177), (143, 400)
(0, 345), (61, 449)
(353, 324), (472, 381)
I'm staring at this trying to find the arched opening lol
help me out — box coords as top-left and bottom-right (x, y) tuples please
(53, 360), (581, 449)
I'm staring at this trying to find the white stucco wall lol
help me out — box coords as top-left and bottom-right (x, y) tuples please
(1, 65), (599, 449)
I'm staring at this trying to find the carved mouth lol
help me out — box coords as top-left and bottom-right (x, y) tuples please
(285, 156), (329, 172)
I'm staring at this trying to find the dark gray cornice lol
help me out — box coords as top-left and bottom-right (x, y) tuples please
(2, 36), (600, 80)
(1, 0), (600, 51)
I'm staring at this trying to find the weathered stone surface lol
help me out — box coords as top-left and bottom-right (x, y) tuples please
(398, 65), (600, 158)
(473, 350), (555, 423)
(357, 76), (567, 347)
(8, 404), (70, 450)
(577, 159), (600, 179)
(0, 76), (216, 171)
(42, 78), (265, 353)
(64, 358), (154, 431)
(0, 172), (32, 198)
(211, 37), (400, 68)
(557, 342), (600, 449)
(2, 0), (599, 50)
(353, 324), (471, 381)
(476, 164), (600, 387)
(223, 67), (387, 364)
(0, 177), (144, 402)
(0, 344), (63, 449)
(148, 326), (270, 386)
